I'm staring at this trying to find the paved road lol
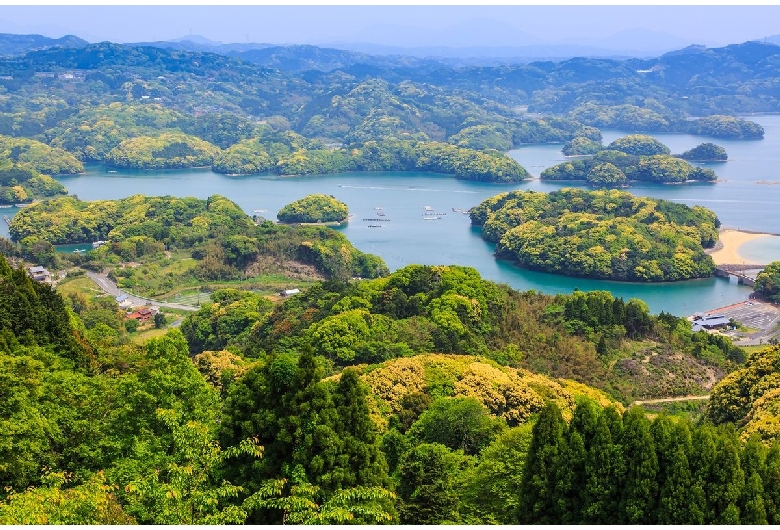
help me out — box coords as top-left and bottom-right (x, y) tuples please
(85, 271), (199, 312)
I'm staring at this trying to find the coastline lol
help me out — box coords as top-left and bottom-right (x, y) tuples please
(707, 229), (773, 265)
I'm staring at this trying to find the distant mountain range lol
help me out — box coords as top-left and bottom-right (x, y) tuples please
(0, 33), (87, 55)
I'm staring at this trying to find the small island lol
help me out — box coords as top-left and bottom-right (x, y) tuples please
(277, 194), (350, 225)
(678, 142), (728, 161)
(470, 188), (719, 282)
(544, 134), (717, 187)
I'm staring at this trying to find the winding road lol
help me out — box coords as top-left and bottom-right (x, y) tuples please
(85, 271), (199, 312)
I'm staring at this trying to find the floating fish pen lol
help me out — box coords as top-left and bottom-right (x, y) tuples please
(367, 225), (383, 228)
(421, 213), (447, 216)
(423, 216), (441, 220)
(363, 218), (390, 222)
(3, 215), (10, 225)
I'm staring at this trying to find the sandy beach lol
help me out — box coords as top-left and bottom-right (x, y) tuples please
(708, 229), (771, 265)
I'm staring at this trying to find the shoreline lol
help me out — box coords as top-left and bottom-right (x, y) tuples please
(707, 229), (774, 265)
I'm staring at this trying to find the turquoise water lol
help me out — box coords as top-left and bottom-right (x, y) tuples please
(4, 115), (780, 316)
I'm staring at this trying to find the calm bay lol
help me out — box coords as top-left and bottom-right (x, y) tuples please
(5, 115), (780, 316)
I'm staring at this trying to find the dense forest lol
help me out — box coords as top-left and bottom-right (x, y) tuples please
(7, 194), (388, 290)
(0, 252), (777, 524)
(543, 134), (718, 186)
(471, 188), (719, 281)
(2, 32), (780, 524)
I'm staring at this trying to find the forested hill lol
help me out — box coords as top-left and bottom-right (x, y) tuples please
(0, 38), (776, 148)
(0, 33), (88, 56)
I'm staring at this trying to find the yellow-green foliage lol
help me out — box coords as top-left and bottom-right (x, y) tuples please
(193, 349), (256, 390)
(359, 354), (618, 429)
(472, 188), (718, 282)
(0, 136), (83, 175)
(9, 194), (253, 245)
(212, 138), (273, 174)
(105, 132), (220, 169)
(706, 344), (780, 444)
(46, 102), (188, 161)
(277, 194), (349, 224)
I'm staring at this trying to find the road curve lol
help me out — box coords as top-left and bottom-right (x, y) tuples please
(85, 270), (199, 312)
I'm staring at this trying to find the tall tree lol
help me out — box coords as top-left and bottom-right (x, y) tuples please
(619, 407), (658, 524)
(518, 402), (566, 523)
(582, 414), (624, 523)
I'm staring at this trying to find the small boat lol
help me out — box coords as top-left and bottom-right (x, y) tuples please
(0, 204), (12, 208)
(252, 209), (268, 213)
(374, 206), (384, 210)
(108, 170), (117, 173)
(424, 206), (434, 211)
(73, 249), (85, 254)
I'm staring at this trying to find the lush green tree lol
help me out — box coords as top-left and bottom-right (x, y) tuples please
(407, 396), (504, 456)
(122, 409), (262, 524)
(518, 402), (566, 523)
(679, 142), (728, 161)
(561, 136), (603, 156)
(619, 407), (658, 523)
(586, 162), (627, 187)
(396, 442), (468, 524)
(277, 194), (349, 224)
(607, 134), (671, 156)
(755, 261), (780, 303)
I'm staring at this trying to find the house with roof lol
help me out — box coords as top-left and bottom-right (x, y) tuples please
(691, 313), (732, 332)
(280, 288), (300, 297)
(126, 307), (153, 322)
(27, 266), (51, 282)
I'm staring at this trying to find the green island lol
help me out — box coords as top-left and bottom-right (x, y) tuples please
(277, 194), (349, 225)
(2, 30), (780, 525)
(679, 142), (729, 161)
(471, 188), (719, 281)
(543, 134), (718, 186)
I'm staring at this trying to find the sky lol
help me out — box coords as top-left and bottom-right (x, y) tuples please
(1, 5), (779, 51)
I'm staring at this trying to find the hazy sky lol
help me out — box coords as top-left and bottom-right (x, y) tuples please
(1, 5), (779, 50)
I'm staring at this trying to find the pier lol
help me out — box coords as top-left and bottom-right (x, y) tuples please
(714, 263), (768, 287)
(3, 214), (10, 226)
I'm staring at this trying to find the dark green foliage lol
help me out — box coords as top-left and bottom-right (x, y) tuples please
(407, 397), (504, 456)
(561, 136), (603, 156)
(679, 142), (728, 161)
(396, 443), (466, 524)
(755, 261), (780, 303)
(619, 408), (658, 523)
(0, 254), (93, 370)
(518, 402), (566, 523)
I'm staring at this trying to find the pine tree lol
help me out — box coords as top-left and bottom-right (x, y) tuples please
(554, 430), (585, 523)
(518, 402), (565, 524)
(709, 433), (744, 524)
(657, 445), (695, 524)
(763, 442), (780, 524)
(569, 399), (600, 451)
(690, 424), (717, 523)
(619, 407), (658, 524)
(582, 414), (624, 523)
(739, 436), (768, 524)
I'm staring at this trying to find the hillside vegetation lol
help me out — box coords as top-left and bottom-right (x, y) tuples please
(471, 188), (719, 281)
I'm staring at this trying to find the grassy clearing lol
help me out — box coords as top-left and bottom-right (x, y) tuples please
(56, 275), (108, 299)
